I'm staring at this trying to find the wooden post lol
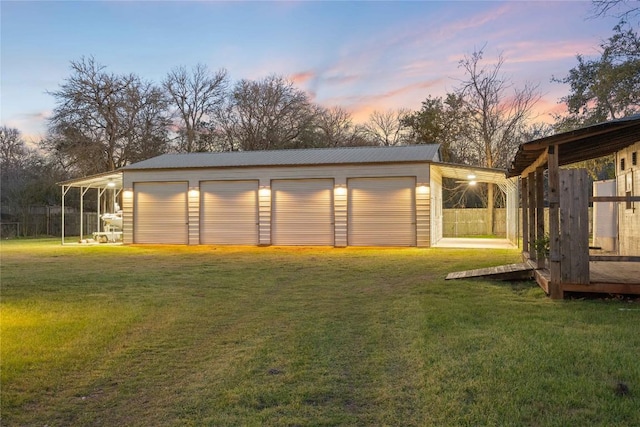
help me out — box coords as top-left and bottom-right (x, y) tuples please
(487, 183), (495, 235)
(548, 145), (562, 299)
(522, 176), (529, 254)
(528, 171), (537, 261)
(536, 167), (546, 269)
(559, 169), (590, 284)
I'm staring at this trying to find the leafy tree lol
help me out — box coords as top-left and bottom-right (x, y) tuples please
(163, 64), (229, 153)
(553, 4), (639, 179)
(555, 0), (640, 129)
(402, 94), (470, 162)
(554, 24), (639, 126)
(45, 57), (171, 175)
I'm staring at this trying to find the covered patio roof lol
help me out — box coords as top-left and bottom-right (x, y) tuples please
(431, 162), (516, 194)
(58, 171), (123, 245)
(58, 171), (123, 190)
(430, 162), (519, 246)
(432, 162), (507, 183)
(507, 114), (640, 178)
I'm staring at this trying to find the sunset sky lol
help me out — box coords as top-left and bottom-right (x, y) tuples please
(1, 1), (621, 141)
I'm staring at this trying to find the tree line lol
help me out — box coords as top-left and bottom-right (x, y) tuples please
(2, 0), (638, 232)
(43, 59), (421, 177)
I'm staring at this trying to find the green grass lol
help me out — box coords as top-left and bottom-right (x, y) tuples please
(1, 239), (639, 426)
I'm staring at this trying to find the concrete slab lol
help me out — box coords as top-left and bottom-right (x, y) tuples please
(433, 237), (517, 249)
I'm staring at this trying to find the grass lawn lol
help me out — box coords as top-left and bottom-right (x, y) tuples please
(1, 240), (639, 426)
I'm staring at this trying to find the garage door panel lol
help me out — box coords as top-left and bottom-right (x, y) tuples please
(272, 179), (334, 246)
(201, 180), (258, 245)
(134, 182), (188, 244)
(348, 177), (415, 246)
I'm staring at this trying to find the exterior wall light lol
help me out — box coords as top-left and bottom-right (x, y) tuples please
(416, 185), (429, 194)
(334, 186), (347, 196)
(259, 187), (271, 197)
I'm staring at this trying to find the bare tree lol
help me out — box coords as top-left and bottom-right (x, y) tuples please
(455, 47), (541, 233)
(46, 57), (170, 175)
(591, 0), (639, 20)
(314, 106), (364, 147)
(1, 126), (65, 235)
(362, 109), (412, 146)
(163, 64), (229, 152)
(227, 75), (317, 151)
(456, 48), (541, 170)
(0, 125), (27, 167)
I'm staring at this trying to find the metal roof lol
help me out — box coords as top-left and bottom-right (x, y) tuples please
(58, 171), (123, 189)
(507, 114), (640, 177)
(432, 163), (508, 184)
(122, 144), (441, 170)
(432, 163), (516, 193)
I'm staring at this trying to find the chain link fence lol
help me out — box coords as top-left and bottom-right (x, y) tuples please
(1, 210), (98, 238)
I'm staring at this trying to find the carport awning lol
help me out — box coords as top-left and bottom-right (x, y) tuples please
(58, 171), (123, 190)
(431, 163), (515, 191)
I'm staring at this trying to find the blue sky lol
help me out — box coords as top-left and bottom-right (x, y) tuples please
(1, 1), (621, 141)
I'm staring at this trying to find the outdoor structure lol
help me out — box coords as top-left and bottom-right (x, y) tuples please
(59, 145), (516, 248)
(59, 170), (123, 243)
(507, 115), (640, 298)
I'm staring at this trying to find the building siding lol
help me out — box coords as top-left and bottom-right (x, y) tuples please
(617, 141), (640, 255)
(123, 162), (431, 247)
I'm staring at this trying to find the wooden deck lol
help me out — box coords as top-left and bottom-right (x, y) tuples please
(446, 259), (640, 296)
(562, 262), (640, 295)
(529, 259), (640, 296)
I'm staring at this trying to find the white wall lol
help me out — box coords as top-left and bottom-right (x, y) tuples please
(122, 162), (432, 247)
(430, 167), (443, 246)
(616, 141), (640, 255)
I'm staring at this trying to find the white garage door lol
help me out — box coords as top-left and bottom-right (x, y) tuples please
(134, 182), (188, 244)
(272, 179), (334, 246)
(200, 180), (258, 245)
(348, 177), (416, 246)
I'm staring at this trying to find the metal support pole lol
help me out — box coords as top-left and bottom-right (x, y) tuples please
(80, 186), (90, 241)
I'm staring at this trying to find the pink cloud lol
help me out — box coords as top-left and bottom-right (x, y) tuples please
(319, 78), (446, 123)
(449, 3), (513, 33)
(4, 110), (51, 142)
(324, 74), (361, 85)
(504, 40), (601, 64)
(290, 70), (315, 85)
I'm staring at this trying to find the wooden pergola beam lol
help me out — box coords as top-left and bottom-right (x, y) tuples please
(519, 148), (549, 178)
(591, 196), (640, 203)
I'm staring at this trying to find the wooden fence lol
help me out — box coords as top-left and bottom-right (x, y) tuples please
(443, 208), (593, 238)
(443, 208), (507, 237)
(0, 213), (99, 238)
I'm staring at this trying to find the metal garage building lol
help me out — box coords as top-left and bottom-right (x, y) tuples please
(60, 145), (518, 247)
